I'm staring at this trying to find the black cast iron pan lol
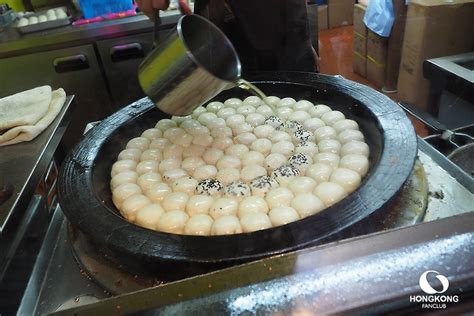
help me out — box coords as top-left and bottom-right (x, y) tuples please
(58, 72), (417, 273)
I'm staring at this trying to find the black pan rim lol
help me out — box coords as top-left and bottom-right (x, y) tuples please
(58, 72), (417, 263)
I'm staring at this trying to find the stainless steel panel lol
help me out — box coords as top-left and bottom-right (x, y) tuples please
(0, 45), (114, 151)
(96, 32), (158, 109)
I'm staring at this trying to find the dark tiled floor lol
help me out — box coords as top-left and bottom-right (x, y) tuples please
(318, 26), (429, 137)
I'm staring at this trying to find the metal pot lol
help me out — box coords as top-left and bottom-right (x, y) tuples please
(58, 72), (417, 275)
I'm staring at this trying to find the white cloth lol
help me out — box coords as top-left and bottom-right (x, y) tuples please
(0, 87), (66, 146)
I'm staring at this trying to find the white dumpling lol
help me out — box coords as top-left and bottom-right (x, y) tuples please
(140, 149), (162, 161)
(268, 206), (300, 226)
(250, 138), (272, 155)
(216, 155), (241, 170)
(264, 153), (287, 173)
(216, 107), (237, 119)
(226, 114), (246, 129)
(216, 168), (241, 185)
(196, 179), (224, 197)
(232, 122), (253, 136)
(313, 182), (347, 207)
(149, 138), (171, 150)
(340, 141), (370, 157)
(329, 168), (362, 193)
(181, 157), (206, 174)
(253, 125), (275, 138)
(206, 117), (226, 130)
(288, 110), (311, 123)
(193, 165), (218, 181)
(305, 163), (333, 182)
(264, 116), (284, 129)
(182, 144), (206, 158)
(271, 141), (294, 156)
(313, 153), (340, 169)
(203, 148), (224, 165)
(332, 119), (359, 133)
(212, 137), (234, 150)
(288, 176), (317, 194)
(295, 141), (319, 157)
(210, 126), (233, 138)
(191, 106), (207, 119)
(238, 196), (269, 217)
(224, 98), (242, 108)
(321, 111), (345, 125)
(158, 159), (181, 174)
(338, 130), (365, 144)
(290, 193), (325, 218)
(303, 117), (325, 133)
(163, 144), (183, 160)
(180, 119), (201, 132)
(236, 104), (256, 116)
(288, 153), (313, 173)
(118, 148), (142, 162)
(198, 112), (218, 127)
(136, 160), (159, 175)
(263, 96), (280, 107)
(172, 176), (199, 195)
(192, 134), (213, 147)
(111, 171), (138, 189)
(211, 215), (242, 235)
(207, 101), (224, 113)
(155, 118), (177, 131)
(162, 192), (189, 212)
(293, 100), (313, 111)
(172, 115), (192, 124)
(209, 198), (238, 219)
(137, 172), (162, 191)
(141, 128), (162, 140)
(293, 129), (314, 143)
(318, 139), (342, 155)
(339, 154), (369, 176)
(309, 104), (332, 118)
(121, 194), (151, 222)
(314, 126), (337, 143)
(112, 183), (142, 209)
(276, 107), (293, 120)
(265, 187), (294, 208)
(256, 105), (274, 117)
(241, 151), (265, 166)
(111, 160), (137, 176)
(240, 164), (267, 183)
(135, 204), (165, 230)
(186, 194), (214, 216)
(184, 214), (214, 236)
(226, 144), (250, 159)
(278, 97), (296, 108)
(187, 125), (210, 137)
(243, 96), (262, 106)
(270, 131), (292, 143)
(156, 210), (189, 234)
(240, 213), (272, 232)
(225, 180), (251, 201)
(235, 132), (257, 146)
(145, 182), (171, 203)
(245, 113), (266, 127)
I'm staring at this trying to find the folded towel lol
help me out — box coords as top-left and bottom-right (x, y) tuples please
(0, 87), (66, 146)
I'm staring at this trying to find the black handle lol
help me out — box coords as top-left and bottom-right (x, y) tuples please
(153, 10), (162, 47)
(110, 43), (145, 62)
(398, 101), (450, 134)
(53, 54), (89, 73)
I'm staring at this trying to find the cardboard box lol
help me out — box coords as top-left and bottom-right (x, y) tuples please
(353, 31), (367, 56)
(353, 52), (367, 77)
(318, 5), (328, 31)
(353, 3), (367, 36)
(328, 0), (354, 29)
(367, 58), (386, 88)
(367, 30), (388, 65)
(398, 0), (474, 110)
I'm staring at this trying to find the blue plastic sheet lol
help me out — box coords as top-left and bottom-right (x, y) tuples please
(363, 0), (394, 37)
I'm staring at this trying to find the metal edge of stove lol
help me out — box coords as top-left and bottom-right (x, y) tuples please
(418, 137), (474, 193)
(49, 210), (474, 316)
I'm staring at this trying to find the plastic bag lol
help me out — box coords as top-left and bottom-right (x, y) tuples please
(363, 0), (394, 37)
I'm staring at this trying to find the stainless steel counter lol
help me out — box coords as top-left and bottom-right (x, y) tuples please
(0, 11), (180, 58)
(0, 95), (74, 233)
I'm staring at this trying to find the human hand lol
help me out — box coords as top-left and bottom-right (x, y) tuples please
(136, 0), (169, 19)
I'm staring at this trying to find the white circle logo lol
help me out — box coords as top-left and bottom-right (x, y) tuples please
(419, 270), (449, 294)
